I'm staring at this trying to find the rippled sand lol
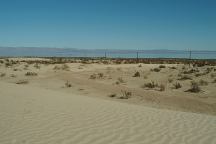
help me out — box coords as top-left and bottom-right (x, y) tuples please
(0, 82), (216, 144)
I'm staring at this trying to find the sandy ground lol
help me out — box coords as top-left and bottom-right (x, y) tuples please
(0, 58), (216, 143)
(0, 82), (216, 144)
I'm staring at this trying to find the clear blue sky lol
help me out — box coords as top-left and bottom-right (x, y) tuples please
(0, 0), (215, 50)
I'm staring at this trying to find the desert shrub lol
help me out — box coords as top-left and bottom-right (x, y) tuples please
(210, 73), (216, 78)
(213, 79), (216, 83)
(133, 71), (140, 77)
(61, 64), (70, 71)
(13, 68), (18, 71)
(34, 63), (40, 69)
(173, 82), (182, 89)
(89, 74), (97, 79)
(168, 78), (173, 83)
(25, 72), (38, 76)
(10, 74), (16, 78)
(199, 79), (208, 86)
(151, 68), (161, 72)
(195, 73), (205, 77)
(183, 69), (199, 74)
(186, 81), (201, 93)
(138, 64), (142, 67)
(65, 81), (72, 87)
(16, 80), (29, 84)
(169, 66), (177, 69)
(53, 65), (61, 70)
(159, 84), (165, 91)
(119, 90), (132, 99)
(108, 93), (116, 98)
(0, 73), (6, 77)
(117, 77), (125, 83)
(89, 73), (104, 79)
(178, 75), (192, 80)
(98, 73), (104, 78)
(142, 81), (158, 89)
(159, 65), (166, 68)
(5, 62), (12, 67)
(143, 75), (148, 79)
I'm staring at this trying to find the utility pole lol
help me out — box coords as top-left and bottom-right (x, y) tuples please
(104, 51), (107, 59)
(136, 51), (139, 63)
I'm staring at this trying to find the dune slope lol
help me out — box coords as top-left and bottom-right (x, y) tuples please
(0, 82), (216, 144)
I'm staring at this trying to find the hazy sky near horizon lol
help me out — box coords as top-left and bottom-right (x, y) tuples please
(0, 0), (215, 50)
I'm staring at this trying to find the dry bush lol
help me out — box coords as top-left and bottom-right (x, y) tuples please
(173, 82), (182, 89)
(98, 73), (104, 78)
(151, 68), (161, 72)
(34, 63), (40, 69)
(10, 74), (16, 78)
(25, 72), (38, 76)
(159, 84), (165, 91)
(108, 93), (117, 98)
(138, 64), (142, 67)
(16, 80), (29, 84)
(89, 73), (97, 79)
(119, 90), (132, 99)
(65, 81), (72, 87)
(186, 81), (201, 93)
(199, 79), (208, 86)
(117, 77), (125, 83)
(159, 65), (166, 68)
(210, 73), (216, 78)
(168, 78), (173, 83)
(61, 64), (70, 71)
(89, 73), (104, 79)
(143, 75), (148, 79)
(53, 65), (61, 70)
(133, 71), (140, 77)
(5, 62), (12, 67)
(213, 79), (216, 83)
(183, 69), (199, 74)
(169, 66), (177, 69)
(142, 81), (158, 89)
(178, 75), (192, 80)
(0, 73), (6, 77)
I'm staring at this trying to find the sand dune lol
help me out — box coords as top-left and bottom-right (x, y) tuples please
(0, 82), (215, 144)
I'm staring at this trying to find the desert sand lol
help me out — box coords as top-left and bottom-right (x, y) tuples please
(0, 58), (216, 144)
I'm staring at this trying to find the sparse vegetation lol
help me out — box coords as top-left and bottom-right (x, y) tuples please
(108, 93), (116, 98)
(89, 73), (97, 79)
(89, 73), (104, 79)
(0, 73), (6, 77)
(133, 71), (140, 77)
(178, 74), (192, 80)
(199, 79), (208, 86)
(173, 82), (182, 89)
(65, 81), (72, 87)
(186, 81), (201, 93)
(138, 64), (142, 67)
(61, 64), (70, 71)
(168, 78), (173, 83)
(159, 65), (166, 68)
(25, 72), (38, 76)
(159, 84), (165, 91)
(119, 90), (132, 99)
(34, 63), (40, 69)
(142, 81), (158, 89)
(117, 77), (125, 83)
(151, 68), (161, 72)
(16, 80), (29, 84)
(213, 79), (216, 83)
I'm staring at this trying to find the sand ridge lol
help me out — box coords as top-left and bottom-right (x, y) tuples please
(0, 82), (216, 144)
